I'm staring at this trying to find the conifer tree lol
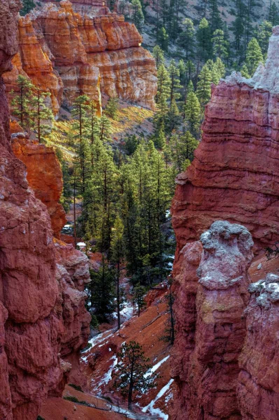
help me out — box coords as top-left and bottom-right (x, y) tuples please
(196, 64), (212, 106)
(212, 29), (229, 60)
(257, 20), (273, 56)
(241, 64), (250, 78)
(178, 18), (195, 60)
(185, 92), (201, 138)
(197, 18), (212, 62)
(20, 0), (35, 15)
(185, 60), (196, 84)
(153, 45), (165, 68)
(131, 0), (144, 30)
(156, 64), (171, 118)
(113, 341), (158, 410)
(209, 0), (222, 33)
(168, 60), (182, 103)
(99, 115), (112, 143)
(11, 75), (35, 131)
(154, 122), (166, 149)
(111, 215), (125, 330)
(31, 88), (54, 143)
(245, 37), (263, 76)
(105, 97), (119, 120)
(268, 2), (279, 25)
(132, 284), (147, 317)
(157, 27), (169, 51)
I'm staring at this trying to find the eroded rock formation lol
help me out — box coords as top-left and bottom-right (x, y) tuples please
(172, 27), (279, 261)
(238, 273), (279, 419)
(12, 136), (66, 238)
(171, 221), (254, 420)
(0, 2), (91, 418)
(3, 1), (157, 112)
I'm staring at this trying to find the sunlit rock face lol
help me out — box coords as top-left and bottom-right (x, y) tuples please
(172, 26), (279, 271)
(3, 1), (157, 113)
(171, 221), (254, 420)
(238, 272), (279, 420)
(0, 3), (91, 418)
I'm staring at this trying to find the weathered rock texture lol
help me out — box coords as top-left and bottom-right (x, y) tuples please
(0, 2), (90, 418)
(172, 26), (279, 262)
(12, 136), (66, 237)
(3, 1), (157, 112)
(171, 221), (254, 420)
(237, 272), (279, 419)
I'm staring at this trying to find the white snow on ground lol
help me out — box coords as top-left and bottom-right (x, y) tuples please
(112, 300), (134, 323)
(81, 330), (113, 362)
(144, 355), (170, 378)
(142, 379), (174, 420)
(97, 355), (118, 387)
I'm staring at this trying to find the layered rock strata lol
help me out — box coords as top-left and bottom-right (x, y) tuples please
(237, 273), (279, 419)
(0, 2), (91, 418)
(12, 136), (66, 238)
(172, 26), (279, 262)
(4, 1), (157, 112)
(171, 221), (254, 419)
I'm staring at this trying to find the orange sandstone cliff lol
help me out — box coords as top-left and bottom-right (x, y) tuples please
(0, 2), (91, 419)
(3, 0), (157, 113)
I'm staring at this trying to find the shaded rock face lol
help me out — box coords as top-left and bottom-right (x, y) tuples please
(171, 221), (254, 420)
(3, 1), (157, 112)
(237, 272), (279, 420)
(12, 136), (67, 238)
(172, 26), (279, 263)
(0, 2), (91, 418)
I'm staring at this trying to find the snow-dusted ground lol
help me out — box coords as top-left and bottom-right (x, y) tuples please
(97, 354), (118, 387)
(142, 379), (174, 420)
(144, 355), (170, 378)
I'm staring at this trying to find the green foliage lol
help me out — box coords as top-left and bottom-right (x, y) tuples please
(168, 131), (198, 172)
(245, 37), (263, 76)
(196, 63), (213, 106)
(197, 18), (212, 62)
(131, 0), (144, 30)
(105, 97), (119, 120)
(153, 45), (165, 68)
(11, 75), (36, 131)
(256, 20), (273, 56)
(157, 27), (169, 51)
(185, 92), (201, 138)
(20, 0), (36, 15)
(268, 2), (279, 25)
(241, 63), (250, 78)
(87, 259), (116, 323)
(132, 284), (147, 316)
(178, 18), (195, 59)
(124, 134), (139, 155)
(212, 29), (229, 60)
(68, 384), (84, 392)
(113, 341), (158, 409)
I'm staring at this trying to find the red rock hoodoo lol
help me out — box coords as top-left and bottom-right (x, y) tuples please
(3, 0), (157, 113)
(172, 26), (279, 262)
(0, 2), (91, 419)
(171, 221), (254, 419)
(12, 136), (67, 238)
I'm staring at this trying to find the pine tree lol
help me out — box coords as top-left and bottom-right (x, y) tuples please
(157, 27), (169, 51)
(156, 64), (171, 118)
(214, 57), (226, 80)
(111, 215), (125, 330)
(168, 60), (182, 103)
(245, 37), (263, 76)
(31, 88), (54, 143)
(113, 341), (158, 410)
(185, 60), (196, 84)
(132, 284), (147, 317)
(166, 98), (181, 133)
(212, 29), (229, 60)
(196, 64), (212, 106)
(20, 0), (35, 15)
(178, 18), (195, 60)
(88, 258), (116, 323)
(197, 18), (213, 62)
(105, 97), (119, 120)
(131, 0), (144, 30)
(185, 92), (201, 138)
(209, 0), (222, 33)
(99, 115), (112, 143)
(11, 75), (35, 131)
(232, 0), (245, 62)
(268, 2), (279, 25)
(154, 122), (166, 149)
(153, 45), (165, 68)
(241, 64), (250, 78)
(256, 20), (273, 56)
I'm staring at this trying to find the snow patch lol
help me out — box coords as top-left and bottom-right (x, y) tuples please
(142, 379), (174, 419)
(144, 355), (170, 378)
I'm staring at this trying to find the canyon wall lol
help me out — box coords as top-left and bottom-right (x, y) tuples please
(171, 221), (254, 419)
(3, 0), (157, 113)
(0, 2), (91, 418)
(172, 27), (279, 264)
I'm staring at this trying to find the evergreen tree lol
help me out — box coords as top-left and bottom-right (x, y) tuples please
(232, 0), (245, 61)
(154, 122), (166, 149)
(245, 37), (263, 76)
(131, 0), (144, 30)
(197, 18), (213, 62)
(209, 0), (223, 33)
(132, 284), (147, 317)
(157, 27), (169, 51)
(196, 64), (212, 106)
(178, 18), (195, 60)
(153, 45), (165, 68)
(184, 92), (201, 138)
(214, 57), (226, 80)
(156, 64), (171, 119)
(256, 20), (273, 56)
(212, 29), (229, 60)
(113, 341), (158, 410)
(20, 0), (35, 15)
(31, 88), (54, 143)
(185, 60), (196, 84)
(99, 115), (112, 143)
(87, 258), (116, 323)
(11, 75), (35, 131)
(241, 63), (250, 78)
(105, 97), (119, 120)
(111, 215), (125, 330)
(166, 98), (181, 133)
(268, 2), (279, 25)
(168, 60), (182, 103)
